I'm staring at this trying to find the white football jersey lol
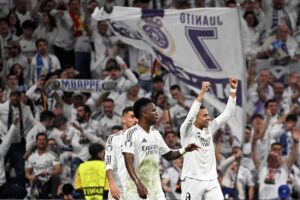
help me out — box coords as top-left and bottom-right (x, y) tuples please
(122, 125), (170, 195)
(259, 164), (289, 200)
(105, 130), (129, 194)
(180, 97), (236, 181)
(26, 150), (60, 182)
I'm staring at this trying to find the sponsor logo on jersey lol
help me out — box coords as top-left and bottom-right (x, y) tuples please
(141, 138), (147, 143)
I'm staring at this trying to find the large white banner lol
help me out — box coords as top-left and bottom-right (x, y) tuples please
(92, 6), (246, 143)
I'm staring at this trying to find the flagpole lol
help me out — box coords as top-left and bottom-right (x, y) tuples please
(236, 4), (247, 146)
(232, 5), (248, 198)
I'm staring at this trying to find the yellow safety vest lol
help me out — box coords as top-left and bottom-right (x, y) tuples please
(78, 160), (106, 200)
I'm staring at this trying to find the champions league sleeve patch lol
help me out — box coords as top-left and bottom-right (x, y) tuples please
(106, 145), (113, 152)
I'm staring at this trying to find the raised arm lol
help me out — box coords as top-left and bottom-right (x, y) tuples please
(210, 78), (237, 133)
(251, 131), (262, 169)
(51, 91), (65, 108)
(285, 128), (300, 169)
(0, 120), (17, 157)
(180, 82), (210, 139)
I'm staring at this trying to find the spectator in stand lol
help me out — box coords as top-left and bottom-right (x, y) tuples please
(63, 0), (93, 79)
(6, 12), (22, 39)
(169, 84), (194, 133)
(149, 76), (171, 101)
(90, 20), (118, 78)
(114, 84), (144, 116)
(52, 92), (85, 122)
(26, 75), (53, 119)
(264, 99), (282, 126)
(252, 128), (300, 200)
(243, 11), (261, 56)
(14, 0), (33, 26)
(25, 110), (55, 155)
(247, 68), (274, 118)
(18, 20), (36, 59)
(267, 114), (298, 157)
(0, 18), (13, 69)
(88, 58), (138, 110)
(160, 131), (181, 170)
(216, 145), (255, 200)
(272, 81), (286, 112)
(49, 115), (72, 154)
(61, 105), (105, 178)
(33, 11), (58, 53)
(0, 1), (10, 18)
(154, 90), (172, 133)
(97, 98), (122, 139)
(3, 40), (31, 83)
(2, 73), (19, 102)
(31, 38), (61, 84)
(261, 0), (296, 37)
(0, 89), (36, 187)
(282, 71), (300, 113)
(0, 118), (27, 199)
(257, 24), (300, 65)
(72, 104), (103, 142)
(9, 63), (27, 91)
(105, 58), (138, 100)
(240, 126), (256, 173)
(25, 132), (62, 199)
(50, 0), (76, 68)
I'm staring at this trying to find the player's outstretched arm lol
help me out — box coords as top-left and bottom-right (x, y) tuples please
(162, 143), (199, 161)
(180, 82), (210, 139)
(123, 153), (148, 199)
(210, 78), (238, 134)
(228, 77), (238, 99)
(196, 81), (211, 103)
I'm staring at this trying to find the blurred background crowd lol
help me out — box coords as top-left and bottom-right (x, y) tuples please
(0, 0), (300, 199)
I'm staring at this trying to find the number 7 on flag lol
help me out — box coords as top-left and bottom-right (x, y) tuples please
(185, 27), (222, 71)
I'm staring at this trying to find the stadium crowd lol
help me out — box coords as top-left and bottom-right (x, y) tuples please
(0, 0), (300, 199)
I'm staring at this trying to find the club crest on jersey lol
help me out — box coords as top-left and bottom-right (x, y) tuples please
(106, 145), (113, 152)
(196, 132), (211, 147)
(125, 140), (132, 147)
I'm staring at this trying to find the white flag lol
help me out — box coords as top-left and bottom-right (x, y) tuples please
(92, 6), (246, 143)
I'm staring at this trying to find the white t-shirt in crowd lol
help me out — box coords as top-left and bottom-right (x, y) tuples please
(26, 150), (60, 183)
(259, 164), (289, 200)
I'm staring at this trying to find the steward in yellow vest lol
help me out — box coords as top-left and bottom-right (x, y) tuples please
(74, 143), (108, 200)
